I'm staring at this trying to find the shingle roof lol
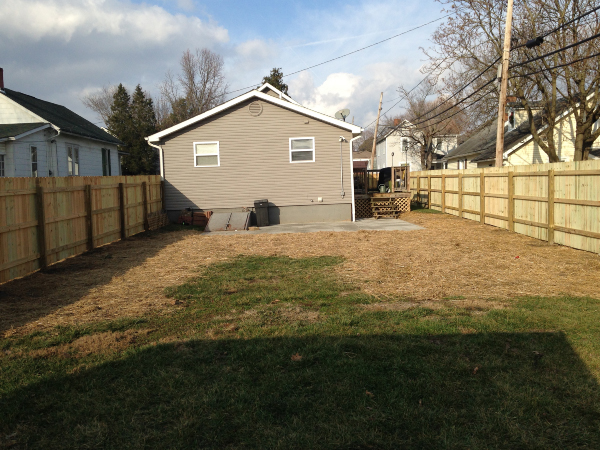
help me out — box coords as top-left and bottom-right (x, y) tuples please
(352, 149), (373, 160)
(445, 99), (571, 163)
(0, 122), (48, 139)
(3, 89), (123, 145)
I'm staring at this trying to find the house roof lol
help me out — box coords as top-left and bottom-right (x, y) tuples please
(352, 149), (373, 160)
(147, 89), (362, 142)
(2, 89), (123, 146)
(445, 98), (572, 163)
(0, 122), (50, 140)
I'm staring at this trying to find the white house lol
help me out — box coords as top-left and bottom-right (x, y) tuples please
(374, 120), (457, 171)
(0, 69), (123, 178)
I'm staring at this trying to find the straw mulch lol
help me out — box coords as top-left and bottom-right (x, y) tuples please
(1, 212), (599, 336)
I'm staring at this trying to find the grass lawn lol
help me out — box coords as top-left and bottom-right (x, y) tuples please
(1, 255), (600, 449)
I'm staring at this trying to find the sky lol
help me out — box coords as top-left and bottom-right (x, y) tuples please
(0, 0), (448, 128)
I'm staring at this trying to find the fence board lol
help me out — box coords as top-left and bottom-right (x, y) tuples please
(410, 160), (600, 254)
(0, 175), (166, 284)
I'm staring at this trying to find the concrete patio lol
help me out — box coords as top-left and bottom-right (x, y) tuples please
(203, 218), (423, 236)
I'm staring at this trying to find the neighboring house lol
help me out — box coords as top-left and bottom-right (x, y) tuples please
(374, 120), (458, 171)
(0, 69), (123, 178)
(444, 99), (600, 168)
(146, 83), (362, 224)
(352, 149), (373, 169)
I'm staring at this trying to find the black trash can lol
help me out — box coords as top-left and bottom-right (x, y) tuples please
(254, 199), (269, 227)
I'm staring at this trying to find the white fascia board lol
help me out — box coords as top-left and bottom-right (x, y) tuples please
(147, 91), (362, 142)
(257, 83), (299, 105)
(0, 123), (52, 142)
(59, 130), (121, 146)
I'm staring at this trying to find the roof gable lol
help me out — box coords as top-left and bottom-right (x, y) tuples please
(148, 90), (362, 142)
(2, 89), (123, 145)
(257, 83), (298, 104)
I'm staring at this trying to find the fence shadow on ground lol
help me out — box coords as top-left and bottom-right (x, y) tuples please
(0, 229), (190, 334)
(2, 332), (599, 448)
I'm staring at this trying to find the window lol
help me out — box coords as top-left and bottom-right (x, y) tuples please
(67, 145), (79, 176)
(289, 137), (315, 163)
(193, 142), (220, 167)
(102, 148), (111, 176)
(0, 154), (4, 177)
(31, 146), (38, 177)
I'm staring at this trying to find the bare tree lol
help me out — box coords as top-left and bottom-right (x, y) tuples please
(158, 48), (228, 129)
(81, 85), (117, 125)
(396, 81), (465, 169)
(424, 0), (600, 162)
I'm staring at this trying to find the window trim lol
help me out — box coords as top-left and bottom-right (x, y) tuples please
(67, 144), (80, 176)
(289, 137), (315, 164)
(30, 145), (38, 177)
(193, 141), (220, 168)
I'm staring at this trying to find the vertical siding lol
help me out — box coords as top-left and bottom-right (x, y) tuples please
(161, 99), (354, 210)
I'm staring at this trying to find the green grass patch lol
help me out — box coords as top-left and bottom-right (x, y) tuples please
(411, 203), (443, 214)
(1, 256), (600, 449)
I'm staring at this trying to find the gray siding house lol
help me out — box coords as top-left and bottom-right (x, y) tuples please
(147, 83), (363, 224)
(0, 70), (123, 178)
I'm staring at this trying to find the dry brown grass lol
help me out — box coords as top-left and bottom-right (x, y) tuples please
(1, 212), (599, 337)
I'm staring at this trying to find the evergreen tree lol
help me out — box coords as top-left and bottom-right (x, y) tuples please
(261, 68), (289, 96)
(130, 85), (158, 174)
(106, 84), (158, 175)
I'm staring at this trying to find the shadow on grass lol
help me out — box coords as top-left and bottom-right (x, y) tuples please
(0, 228), (196, 334)
(2, 332), (599, 449)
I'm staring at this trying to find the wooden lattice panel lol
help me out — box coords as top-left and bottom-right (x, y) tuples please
(355, 198), (373, 218)
(394, 197), (411, 213)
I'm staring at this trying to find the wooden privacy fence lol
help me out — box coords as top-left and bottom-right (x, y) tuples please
(0, 175), (167, 284)
(410, 160), (600, 254)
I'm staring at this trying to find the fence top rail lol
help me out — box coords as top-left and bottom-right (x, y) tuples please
(0, 189), (37, 197)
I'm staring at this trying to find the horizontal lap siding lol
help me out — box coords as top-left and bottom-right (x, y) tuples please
(162, 99), (353, 210)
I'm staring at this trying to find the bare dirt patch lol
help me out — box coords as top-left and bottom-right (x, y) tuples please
(1, 212), (599, 336)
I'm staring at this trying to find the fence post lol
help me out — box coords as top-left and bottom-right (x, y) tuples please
(35, 181), (48, 269)
(119, 182), (127, 239)
(160, 180), (165, 212)
(85, 184), (94, 250)
(441, 174), (446, 213)
(480, 172), (485, 224)
(416, 176), (420, 204)
(458, 173), (463, 218)
(142, 181), (149, 232)
(427, 174), (431, 209)
(508, 171), (514, 231)
(548, 169), (555, 244)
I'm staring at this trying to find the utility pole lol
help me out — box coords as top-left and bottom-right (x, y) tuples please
(495, 0), (514, 168)
(370, 92), (383, 170)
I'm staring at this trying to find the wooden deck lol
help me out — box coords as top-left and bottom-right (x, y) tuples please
(355, 191), (411, 219)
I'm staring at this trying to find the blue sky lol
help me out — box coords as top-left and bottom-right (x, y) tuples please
(1, 0), (447, 126)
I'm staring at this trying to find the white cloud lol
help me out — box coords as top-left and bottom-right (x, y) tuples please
(0, 0), (227, 44)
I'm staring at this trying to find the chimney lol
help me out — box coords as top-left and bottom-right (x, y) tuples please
(0, 68), (4, 91)
(394, 118), (401, 127)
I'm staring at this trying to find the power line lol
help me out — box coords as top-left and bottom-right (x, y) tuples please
(222, 12), (457, 97)
(511, 49), (600, 78)
(511, 31), (600, 69)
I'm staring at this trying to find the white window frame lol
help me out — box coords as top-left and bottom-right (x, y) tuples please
(289, 137), (315, 164)
(67, 144), (80, 176)
(193, 141), (220, 168)
(30, 145), (38, 177)
(0, 154), (5, 177)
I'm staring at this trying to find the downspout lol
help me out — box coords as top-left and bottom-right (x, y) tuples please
(147, 139), (164, 179)
(349, 135), (362, 222)
(47, 126), (60, 177)
(339, 136), (346, 199)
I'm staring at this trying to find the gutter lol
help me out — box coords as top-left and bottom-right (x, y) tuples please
(349, 135), (362, 222)
(146, 138), (164, 179)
